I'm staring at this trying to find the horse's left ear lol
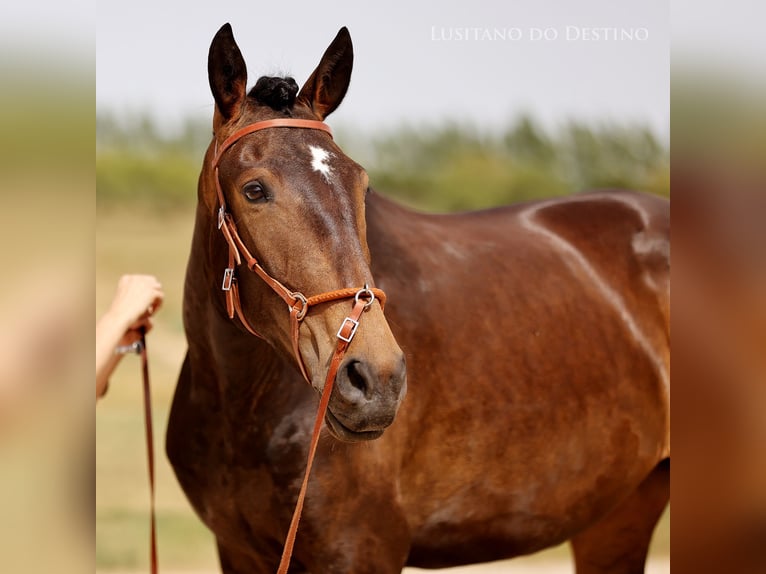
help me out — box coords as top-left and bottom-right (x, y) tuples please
(297, 27), (353, 120)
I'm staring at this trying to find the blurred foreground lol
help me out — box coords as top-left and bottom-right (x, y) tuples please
(0, 48), (93, 573)
(671, 70), (766, 572)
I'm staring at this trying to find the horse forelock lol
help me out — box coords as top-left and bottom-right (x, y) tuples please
(248, 76), (299, 112)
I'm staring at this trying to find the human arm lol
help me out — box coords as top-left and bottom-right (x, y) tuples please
(96, 275), (163, 398)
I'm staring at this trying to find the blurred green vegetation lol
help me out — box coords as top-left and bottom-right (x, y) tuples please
(96, 113), (668, 212)
(1, 58), (93, 173)
(96, 115), (208, 210)
(367, 118), (668, 210)
(672, 68), (766, 168)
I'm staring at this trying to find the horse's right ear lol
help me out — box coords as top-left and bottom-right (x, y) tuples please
(208, 23), (247, 124)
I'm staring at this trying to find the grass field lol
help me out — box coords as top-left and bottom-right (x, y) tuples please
(96, 205), (218, 570)
(95, 205), (668, 572)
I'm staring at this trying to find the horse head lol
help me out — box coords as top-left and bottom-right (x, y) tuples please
(200, 24), (406, 442)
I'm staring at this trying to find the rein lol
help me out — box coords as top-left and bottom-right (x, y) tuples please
(212, 118), (386, 573)
(139, 333), (158, 574)
(116, 332), (158, 574)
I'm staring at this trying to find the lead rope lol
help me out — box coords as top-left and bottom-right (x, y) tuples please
(117, 330), (158, 574)
(211, 118), (385, 572)
(139, 331), (159, 574)
(276, 298), (368, 574)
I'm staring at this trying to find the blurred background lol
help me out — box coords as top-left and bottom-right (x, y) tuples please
(95, 2), (670, 572)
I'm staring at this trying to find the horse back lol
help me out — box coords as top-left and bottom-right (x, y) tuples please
(367, 189), (669, 368)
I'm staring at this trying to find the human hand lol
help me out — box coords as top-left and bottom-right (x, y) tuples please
(96, 275), (164, 398)
(105, 274), (164, 335)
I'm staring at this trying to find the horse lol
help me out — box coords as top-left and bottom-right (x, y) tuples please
(167, 23), (670, 574)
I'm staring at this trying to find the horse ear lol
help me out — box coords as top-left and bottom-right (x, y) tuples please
(297, 27), (353, 120)
(208, 23), (248, 123)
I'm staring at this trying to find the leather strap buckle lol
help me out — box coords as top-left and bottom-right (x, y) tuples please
(222, 268), (234, 291)
(354, 284), (376, 309)
(289, 292), (309, 321)
(336, 316), (360, 343)
(114, 340), (145, 355)
(217, 206), (226, 229)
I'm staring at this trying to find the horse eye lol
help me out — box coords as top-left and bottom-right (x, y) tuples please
(243, 182), (267, 203)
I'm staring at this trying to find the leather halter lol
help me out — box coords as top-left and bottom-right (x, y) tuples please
(212, 118), (386, 573)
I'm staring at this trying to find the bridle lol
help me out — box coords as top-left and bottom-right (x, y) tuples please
(212, 118), (385, 381)
(212, 118), (386, 573)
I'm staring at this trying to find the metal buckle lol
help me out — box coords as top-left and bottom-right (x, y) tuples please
(222, 268), (234, 291)
(354, 284), (376, 309)
(217, 206), (225, 229)
(114, 340), (144, 355)
(288, 292), (309, 321)
(337, 317), (360, 343)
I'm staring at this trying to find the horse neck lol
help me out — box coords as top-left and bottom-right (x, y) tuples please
(365, 192), (402, 237)
(364, 192), (421, 268)
(183, 203), (292, 404)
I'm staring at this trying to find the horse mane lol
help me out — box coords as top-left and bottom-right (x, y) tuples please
(249, 76), (299, 111)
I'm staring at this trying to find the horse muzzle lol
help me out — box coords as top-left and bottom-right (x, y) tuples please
(325, 354), (407, 442)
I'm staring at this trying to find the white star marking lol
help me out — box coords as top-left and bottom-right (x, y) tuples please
(308, 145), (333, 181)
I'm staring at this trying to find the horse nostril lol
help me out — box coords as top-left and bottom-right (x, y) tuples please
(346, 360), (368, 395)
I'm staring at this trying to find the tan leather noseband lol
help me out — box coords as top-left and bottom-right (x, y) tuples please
(212, 118), (386, 573)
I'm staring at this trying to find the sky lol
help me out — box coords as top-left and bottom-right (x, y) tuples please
(92, 1), (670, 141)
(0, 0), (755, 144)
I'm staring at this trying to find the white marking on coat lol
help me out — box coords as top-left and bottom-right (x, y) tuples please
(309, 145), (333, 181)
(518, 201), (669, 391)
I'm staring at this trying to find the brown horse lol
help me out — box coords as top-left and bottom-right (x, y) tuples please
(167, 23), (670, 574)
